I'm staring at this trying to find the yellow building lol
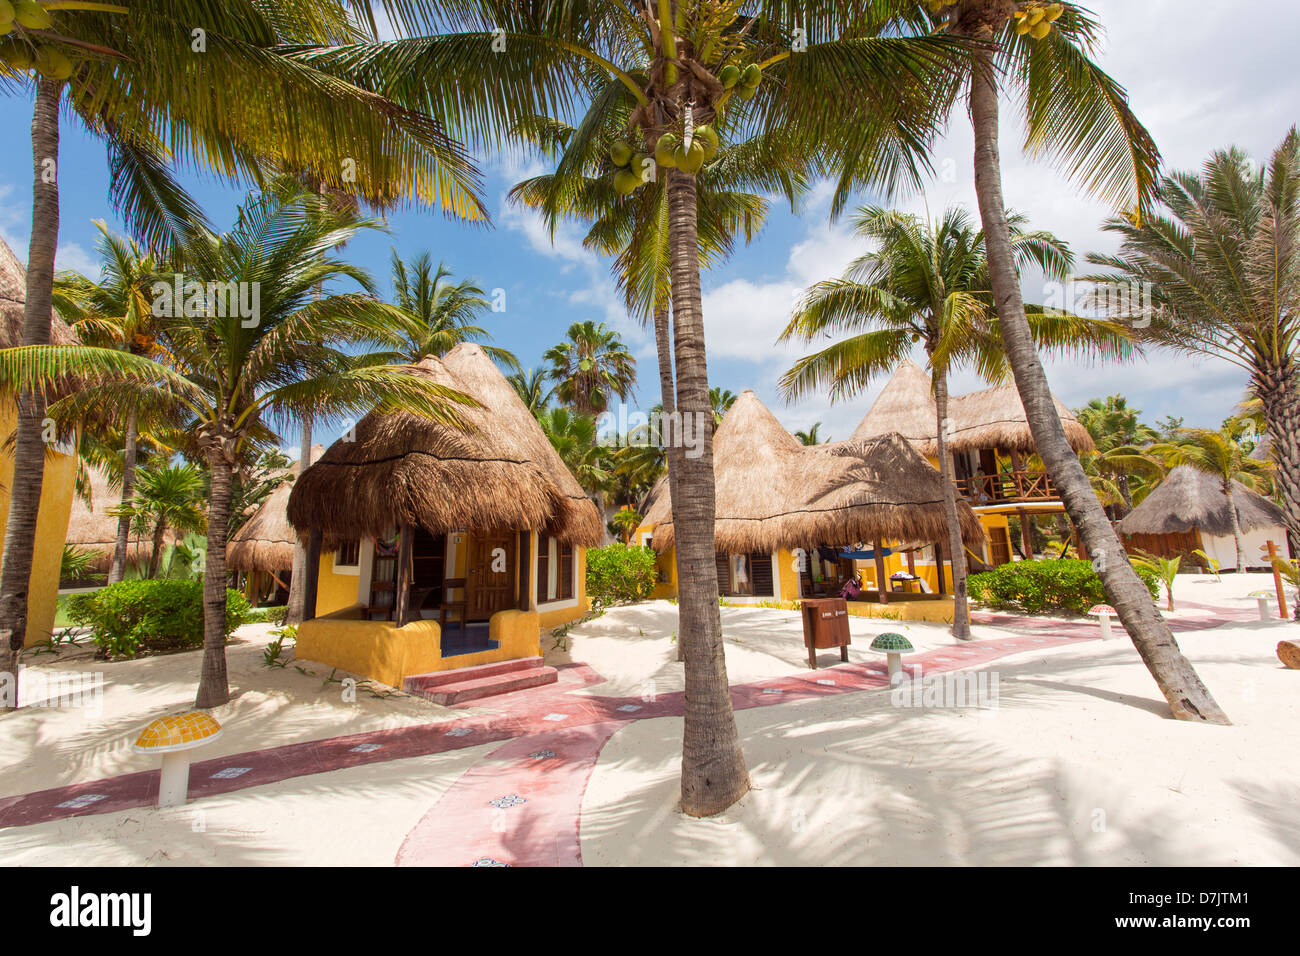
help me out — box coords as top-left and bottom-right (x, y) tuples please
(1, 237), (78, 647)
(851, 361), (1095, 581)
(637, 390), (984, 623)
(286, 344), (601, 688)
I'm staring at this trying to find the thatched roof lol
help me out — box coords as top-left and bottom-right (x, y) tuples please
(1250, 434), (1272, 462)
(852, 363), (1094, 455)
(287, 344), (602, 546)
(64, 464), (174, 572)
(644, 390), (984, 554)
(226, 445), (323, 572)
(1116, 465), (1286, 537)
(0, 236), (77, 347)
(851, 360), (938, 449)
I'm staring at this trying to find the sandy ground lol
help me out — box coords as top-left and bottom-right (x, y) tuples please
(2, 573), (1296, 865)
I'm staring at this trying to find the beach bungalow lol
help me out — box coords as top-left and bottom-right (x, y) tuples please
(226, 445), (322, 605)
(1116, 465), (1292, 571)
(637, 390), (984, 622)
(1, 237), (79, 646)
(853, 361), (1094, 578)
(285, 344), (602, 689)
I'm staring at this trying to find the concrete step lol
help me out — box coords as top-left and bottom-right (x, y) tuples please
(404, 657), (557, 705)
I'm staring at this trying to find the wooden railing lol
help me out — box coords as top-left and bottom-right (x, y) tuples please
(958, 470), (1059, 504)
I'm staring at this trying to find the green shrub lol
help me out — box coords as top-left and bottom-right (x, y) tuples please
(967, 559), (1159, 617)
(245, 605), (288, 625)
(586, 543), (658, 608)
(65, 579), (252, 659)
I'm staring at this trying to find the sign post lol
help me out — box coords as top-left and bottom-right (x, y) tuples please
(1262, 540), (1289, 619)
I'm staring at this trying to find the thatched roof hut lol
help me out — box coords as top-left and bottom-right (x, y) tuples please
(288, 344), (602, 545)
(1, 237), (77, 347)
(644, 390), (983, 554)
(63, 464), (175, 572)
(227, 445), (323, 572)
(1116, 465), (1285, 538)
(852, 362), (1094, 455)
(1250, 434), (1272, 463)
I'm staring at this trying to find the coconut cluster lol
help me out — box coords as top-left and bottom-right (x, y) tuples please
(607, 62), (761, 195)
(0, 1), (74, 80)
(1013, 2), (1065, 38)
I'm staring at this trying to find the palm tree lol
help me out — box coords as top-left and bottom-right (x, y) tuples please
(0, 187), (477, 707)
(508, 368), (553, 415)
(709, 386), (739, 426)
(1075, 395), (1162, 517)
(926, 1), (1228, 723)
(109, 462), (207, 579)
(794, 423), (826, 446)
(1151, 423), (1274, 573)
(779, 205), (1123, 640)
(610, 506), (642, 545)
(0, 0), (487, 676)
(543, 320), (636, 416)
(381, 250), (519, 369)
(537, 407), (611, 498)
(306, 0), (968, 815)
(52, 224), (174, 584)
(1086, 131), (1300, 608)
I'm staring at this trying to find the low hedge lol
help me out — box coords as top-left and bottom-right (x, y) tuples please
(586, 543), (658, 608)
(66, 579), (252, 659)
(967, 559), (1160, 617)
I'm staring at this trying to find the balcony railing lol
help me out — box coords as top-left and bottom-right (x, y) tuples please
(958, 470), (1059, 504)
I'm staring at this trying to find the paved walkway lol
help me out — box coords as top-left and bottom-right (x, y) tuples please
(0, 606), (1262, 864)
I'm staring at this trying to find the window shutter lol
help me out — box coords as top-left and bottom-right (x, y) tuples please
(536, 534), (550, 604)
(559, 541), (574, 600)
(750, 553), (773, 597)
(714, 552), (731, 596)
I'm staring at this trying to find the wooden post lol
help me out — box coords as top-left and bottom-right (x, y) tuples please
(906, 548), (917, 577)
(934, 541), (946, 594)
(1267, 540), (1289, 619)
(517, 530), (531, 611)
(873, 539), (888, 604)
(394, 523), (413, 627)
(303, 527), (322, 622)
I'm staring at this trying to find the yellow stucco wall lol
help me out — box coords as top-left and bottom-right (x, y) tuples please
(0, 403), (76, 647)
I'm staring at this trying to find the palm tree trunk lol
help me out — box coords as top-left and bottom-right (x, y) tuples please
(666, 167), (750, 815)
(148, 519), (166, 579)
(0, 79), (64, 701)
(652, 303), (689, 663)
(1224, 481), (1246, 573)
(1255, 363), (1300, 618)
(285, 412), (312, 624)
(933, 370), (972, 640)
(967, 42), (1229, 724)
(108, 409), (139, 584)
(196, 454), (234, 708)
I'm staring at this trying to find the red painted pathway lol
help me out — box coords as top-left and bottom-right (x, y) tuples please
(0, 607), (1269, 865)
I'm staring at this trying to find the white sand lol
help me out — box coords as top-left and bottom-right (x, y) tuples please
(3, 574), (1297, 865)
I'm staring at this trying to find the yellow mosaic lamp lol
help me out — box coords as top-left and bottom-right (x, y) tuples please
(132, 712), (223, 807)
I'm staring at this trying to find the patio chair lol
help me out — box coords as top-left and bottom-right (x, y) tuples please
(438, 577), (469, 633)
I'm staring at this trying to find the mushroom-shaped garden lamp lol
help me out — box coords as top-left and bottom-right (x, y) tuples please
(870, 633), (915, 684)
(1248, 590), (1274, 621)
(1088, 605), (1117, 640)
(132, 712), (222, 807)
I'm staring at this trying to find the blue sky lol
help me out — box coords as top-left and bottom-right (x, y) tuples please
(2, 0), (1297, 452)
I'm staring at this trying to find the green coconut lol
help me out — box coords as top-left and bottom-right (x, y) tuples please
(674, 139), (707, 175)
(34, 44), (71, 80)
(613, 168), (642, 196)
(718, 64), (740, 89)
(694, 125), (719, 160)
(0, 22), (13, 38)
(609, 139), (634, 167)
(0, 0), (14, 21)
(654, 132), (680, 168)
(13, 0), (51, 30)
(735, 82), (758, 101)
(0, 38), (33, 70)
(741, 63), (762, 88)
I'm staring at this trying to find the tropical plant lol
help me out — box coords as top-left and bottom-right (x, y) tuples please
(543, 320), (637, 416)
(537, 406), (611, 498)
(66, 578), (250, 660)
(586, 542), (658, 607)
(709, 386), (739, 425)
(794, 423), (826, 446)
(779, 204), (1125, 640)
(109, 462), (207, 579)
(968, 558), (1159, 617)
(922, 1), (1227, 723)
(1130, 552), (1181, 612)
(0, 187), (477, 707)
(298, 0), (972, 816)
(1075, 395), (1162, 515)
(0, 0), (486, 691)
(379, 250), (519, 368)
(610, 506), (642, 544)
(1150, 422), (1274, 573)
(1192, 549), (1221, 581)
(1085, 129), (1300, 603)
(59, 543), (103, 587)
(508, 367), (553, 415)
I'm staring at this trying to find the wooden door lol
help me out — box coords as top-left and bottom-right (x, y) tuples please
(467, 532), (515, 619)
